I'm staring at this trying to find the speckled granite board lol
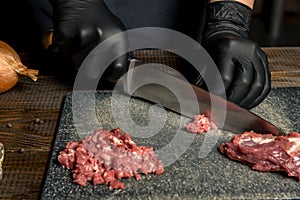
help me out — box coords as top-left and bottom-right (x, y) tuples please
(42, 87), (299, 200)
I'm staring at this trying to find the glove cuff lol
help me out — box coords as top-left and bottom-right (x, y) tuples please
(203, 1), (253, 40)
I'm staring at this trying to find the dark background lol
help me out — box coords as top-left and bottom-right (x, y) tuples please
(250, 0), (300, 47)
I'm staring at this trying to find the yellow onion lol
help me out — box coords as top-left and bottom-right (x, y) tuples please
(0, 40), (39, 94)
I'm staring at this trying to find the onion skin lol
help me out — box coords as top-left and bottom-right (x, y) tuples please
(0, 40), (39, 94)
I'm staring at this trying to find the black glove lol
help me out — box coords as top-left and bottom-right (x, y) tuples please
(49, 0), (128, 83)
(202, 1), (271, 109)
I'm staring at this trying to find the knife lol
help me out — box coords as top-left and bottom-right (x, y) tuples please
(115, 58), (285, 136)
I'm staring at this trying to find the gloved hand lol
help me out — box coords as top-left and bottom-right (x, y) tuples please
(49, 0), (128, 83)
(202, 1), (271, 109)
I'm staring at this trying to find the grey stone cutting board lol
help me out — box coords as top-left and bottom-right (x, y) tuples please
(41, 87), (300, 200)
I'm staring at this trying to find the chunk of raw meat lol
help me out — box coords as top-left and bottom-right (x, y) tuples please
(185, 114), (218, 134)
(219, 131), (300, 180)
(58, 128), (164, 189)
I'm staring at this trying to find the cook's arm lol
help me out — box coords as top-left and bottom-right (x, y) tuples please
(202, 0), (271, 109)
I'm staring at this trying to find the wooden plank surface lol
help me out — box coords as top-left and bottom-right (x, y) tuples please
(0, 48), (299, 200)
(264, 47), (300, 87)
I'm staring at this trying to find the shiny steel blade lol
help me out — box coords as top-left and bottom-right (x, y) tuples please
(119, 59), (285, 136)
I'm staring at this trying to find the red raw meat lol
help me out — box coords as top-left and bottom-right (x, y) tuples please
(219, 131), (300, 180)
(58, 128), (164, 189)
(185, 114), (218, 134)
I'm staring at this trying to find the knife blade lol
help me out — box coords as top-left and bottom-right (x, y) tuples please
(116, 58), (285, 136)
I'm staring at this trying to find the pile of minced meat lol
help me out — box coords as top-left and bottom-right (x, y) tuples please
(58, 128), (164, 189)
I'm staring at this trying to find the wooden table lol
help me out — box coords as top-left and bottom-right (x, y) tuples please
(0, 47), (299, 200)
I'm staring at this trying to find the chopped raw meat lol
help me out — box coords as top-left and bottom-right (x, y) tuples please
(219, 131), (300, 180)
(58, 128), (164, 189)
(185, 114), (218, 134)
